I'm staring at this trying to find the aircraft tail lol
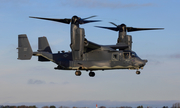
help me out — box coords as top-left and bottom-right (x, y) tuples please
(38, 37), (52, 53)
(17, 34), (33, 60)
(38, 37), (52, 61)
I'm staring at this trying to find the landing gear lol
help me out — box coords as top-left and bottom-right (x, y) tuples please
(75, 71), (81, 76)
(75, 70), (96, 77)
(89, 71), (95, 77)
(136, 71), (141, 75)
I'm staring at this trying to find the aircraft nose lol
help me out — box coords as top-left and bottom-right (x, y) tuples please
(138, 59), (148, 68)
(143, 59), (148, 63)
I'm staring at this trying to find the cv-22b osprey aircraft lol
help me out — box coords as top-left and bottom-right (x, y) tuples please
(17, 15), (163, 77)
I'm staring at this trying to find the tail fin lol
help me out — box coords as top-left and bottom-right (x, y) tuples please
(38, 37), (52, 53)
(17, 34), (33, 60)
(38, 37), (52, 61)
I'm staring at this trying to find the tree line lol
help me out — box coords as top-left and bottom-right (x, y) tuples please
(1, 102), (180, 108)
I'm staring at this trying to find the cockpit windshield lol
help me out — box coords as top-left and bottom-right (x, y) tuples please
(123, 51), (139, 59)
(131, 52), (138, 57)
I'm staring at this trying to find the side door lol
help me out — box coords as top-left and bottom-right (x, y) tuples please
(111, 52), (120, 67)
(122, 52), (131, 66)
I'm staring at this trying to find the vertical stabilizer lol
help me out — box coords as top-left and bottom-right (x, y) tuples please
(38, 37), (52, 61)
(17, 34), (33, 60)
(38, 37), (52, 53)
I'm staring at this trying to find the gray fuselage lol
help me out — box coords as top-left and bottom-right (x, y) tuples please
(54, 50), (147, 71)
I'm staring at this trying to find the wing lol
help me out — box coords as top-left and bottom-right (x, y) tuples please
(103, 44), (129, 50)
(84, 40), (129, 52)
(84, 40), (101, 52)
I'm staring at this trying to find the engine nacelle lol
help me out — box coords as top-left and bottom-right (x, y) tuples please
(126, 35), (132, 50)
(117, 34), (132, 50)
(71, 25), (85, 60)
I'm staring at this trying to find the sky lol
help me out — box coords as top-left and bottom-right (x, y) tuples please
(0, 0), (180, 108)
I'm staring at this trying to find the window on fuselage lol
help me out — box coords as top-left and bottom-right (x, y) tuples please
(113, 54), (118, 60)
(124, 52), (130, 59)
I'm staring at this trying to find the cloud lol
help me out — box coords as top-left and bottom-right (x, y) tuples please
(27, 79), (58, 85)
(141, 53), (180, 59)
(169, 54), (180, 58)
(28, 79), (46, 84)
(60, 0), (153, 9)
(49, 82), (57, 84)
(62, 81), (69, 85)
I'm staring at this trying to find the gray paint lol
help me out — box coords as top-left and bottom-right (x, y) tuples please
(17, 15), (163, 77)
(17, 34), (32, 60)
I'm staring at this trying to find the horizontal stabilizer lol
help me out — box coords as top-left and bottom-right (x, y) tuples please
(17, 34), (32, 60)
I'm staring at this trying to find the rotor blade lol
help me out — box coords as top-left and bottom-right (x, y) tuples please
(109, 22), (118, 27)
(83, 15), (97, 20)
(80, 20), (101, 24)
(29, 16), (71, 24)
(95, 26), (119, 31)
(127, 27), (164, 32)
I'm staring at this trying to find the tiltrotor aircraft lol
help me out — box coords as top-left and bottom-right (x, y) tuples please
(17, 15), (163, 77)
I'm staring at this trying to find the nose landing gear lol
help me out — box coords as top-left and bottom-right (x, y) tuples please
(136, 71), (141, 75)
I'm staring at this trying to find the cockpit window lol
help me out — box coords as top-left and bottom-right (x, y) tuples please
(113, 54), (118, 60)
(123, 52), (138, 59)
(112, 53), (119, 61)
(131, 52), (137, 57)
